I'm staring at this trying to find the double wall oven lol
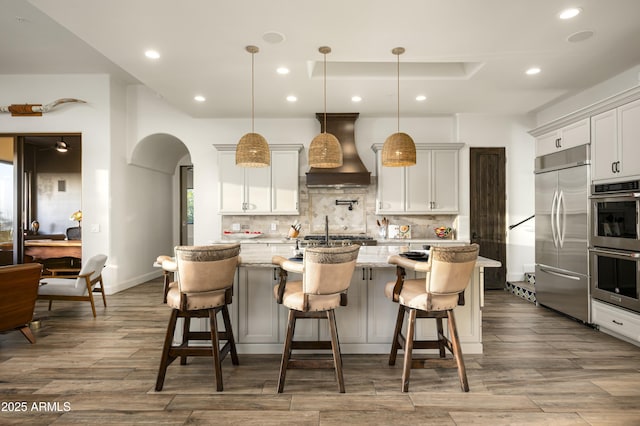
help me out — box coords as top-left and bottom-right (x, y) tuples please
(589, 179), (640, 313)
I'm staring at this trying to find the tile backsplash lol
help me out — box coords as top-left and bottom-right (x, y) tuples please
(221, 177), (457, 239)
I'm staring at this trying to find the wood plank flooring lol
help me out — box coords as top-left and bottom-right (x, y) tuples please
(2, 278), (640, 425)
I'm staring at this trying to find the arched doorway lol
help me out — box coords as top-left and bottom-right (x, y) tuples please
(130, 133), (191, 247)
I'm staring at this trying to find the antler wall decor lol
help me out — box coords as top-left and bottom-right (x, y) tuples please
(0, 98), (87, 116)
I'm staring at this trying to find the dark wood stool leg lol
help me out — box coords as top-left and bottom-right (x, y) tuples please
(327, 309), (345, 393)
(209, 308), (223, 391)
(447, 310), (469, 392)
(278, 309), (297, 393)
(389, 304), (405, 366)
(19, 326), (36, 344)
(155, 309), (179, 391)
(402, 308), (417, 392)
(180, 316), (190, 365)
(221, 305), (239, 365)
(436, 317), (446, 358)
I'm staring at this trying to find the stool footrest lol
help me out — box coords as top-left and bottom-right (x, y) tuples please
(291, 341), (332, 350)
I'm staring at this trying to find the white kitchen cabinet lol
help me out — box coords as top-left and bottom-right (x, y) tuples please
(215, 144), (302, 215)
(271, 150), (299, 214)
(592, 300), (640, 345)
(366, 268), (399, 343)
(237, 267), (280, 343)
(592, 99), (640, 182)
(535, 118), (590, 157)
(372, 143), (463, 215)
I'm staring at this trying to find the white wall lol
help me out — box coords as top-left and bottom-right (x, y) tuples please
(536, 64), (640, 126)
(0, 74), (116, 288)
(455, 113), (536, 282)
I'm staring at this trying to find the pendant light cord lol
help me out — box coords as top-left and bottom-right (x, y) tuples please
(323, 50), (327, 134)
(396, 51), (400, 132)
(251, 50), (255, 134)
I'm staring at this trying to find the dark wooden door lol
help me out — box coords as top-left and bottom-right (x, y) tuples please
(470, 148), (506, 290)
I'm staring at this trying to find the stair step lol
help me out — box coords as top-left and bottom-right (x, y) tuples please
(506, 281), (536, 304)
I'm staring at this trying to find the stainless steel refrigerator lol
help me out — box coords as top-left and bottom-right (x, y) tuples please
(535, 144), (590, 323)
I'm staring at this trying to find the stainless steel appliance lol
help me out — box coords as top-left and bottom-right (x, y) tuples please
(535, 144), (590, 322)
(589, 179), (640, 313)
(590, 180), (640, 251)
(590, 247), (640, 313)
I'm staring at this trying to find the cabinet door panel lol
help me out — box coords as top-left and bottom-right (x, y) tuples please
(406, 150), (432, 213)
(238, 268), (279, 343)
(245, 166), (271, 213)
(366, 268), (398, 343)
(376, 154), (405, 213)
(560, 118), (590, 150)
(535, 130), (560, 157)
(319, 268), (367, 343)
(271, 151), (299, 213)
(431, 149), (459, 213)
(619, 99), (640, 178)
(219, 151), (246, 213)
(591, 110), (618, 181)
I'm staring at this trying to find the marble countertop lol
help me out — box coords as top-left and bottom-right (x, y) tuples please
(238, 244), (501, 268)
(216, 237), (470, 245)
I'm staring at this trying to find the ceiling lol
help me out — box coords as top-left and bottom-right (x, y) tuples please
(2, 0), (640, 119)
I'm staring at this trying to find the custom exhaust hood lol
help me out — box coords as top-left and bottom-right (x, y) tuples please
(306, 112), (371, 187)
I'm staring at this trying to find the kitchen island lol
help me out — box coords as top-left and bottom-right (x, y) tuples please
(230, 244), (500, 355)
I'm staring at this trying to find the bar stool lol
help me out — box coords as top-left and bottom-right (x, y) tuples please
(385, 244), (479, 392)
(155, 244), (240, 392)
(155, 255), (174, 303)
(272, 244), (360, 393)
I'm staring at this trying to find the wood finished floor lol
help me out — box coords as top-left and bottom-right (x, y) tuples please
(2, 278), (640, 425)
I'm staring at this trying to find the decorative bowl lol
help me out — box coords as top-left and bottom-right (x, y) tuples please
(434, 227), (452, 239)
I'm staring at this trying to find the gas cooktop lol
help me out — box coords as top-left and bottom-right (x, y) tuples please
(303, 235), (377, 246)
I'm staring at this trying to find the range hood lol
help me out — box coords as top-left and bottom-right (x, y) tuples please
(306, 112), (371, 187)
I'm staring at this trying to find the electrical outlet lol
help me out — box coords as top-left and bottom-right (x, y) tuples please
(271, 222), (277, 231)
(232, 223), (240, 231)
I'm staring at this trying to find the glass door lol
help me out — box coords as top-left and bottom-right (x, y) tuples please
(0, 136), (17, 265)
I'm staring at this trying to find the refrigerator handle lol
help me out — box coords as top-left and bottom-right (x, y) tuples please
(558, 190), (566, 248)
(539, 267), (581, 281)
(551, 190), (557, 247)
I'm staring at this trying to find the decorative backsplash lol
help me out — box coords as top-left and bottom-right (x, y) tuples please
(220, 177), (457, 239)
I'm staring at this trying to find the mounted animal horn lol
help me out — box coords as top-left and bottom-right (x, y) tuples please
(0, 98), (87, 116)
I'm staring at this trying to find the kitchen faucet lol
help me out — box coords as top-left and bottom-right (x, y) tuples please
(325, 215), (329, 246)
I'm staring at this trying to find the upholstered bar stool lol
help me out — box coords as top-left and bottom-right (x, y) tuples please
(155, 255), (175, 303)
(155, 244), (240, 392)
(272, 244), (360, 393)
(385, 244), (479, 392)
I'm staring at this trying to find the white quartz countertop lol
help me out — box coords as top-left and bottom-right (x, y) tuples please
(216, 237), (470, 245)
(238, 244), (501, 268)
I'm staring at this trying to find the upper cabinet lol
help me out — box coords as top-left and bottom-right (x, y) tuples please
(592, 99), (640, 182)
(535, 118), (590, 158)
(372, 143), (463, 215)
(215, 144), (302, 215)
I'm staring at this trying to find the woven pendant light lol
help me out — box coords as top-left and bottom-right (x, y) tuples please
(236, 45), (270, 167)
(309, 46), (342, 168)
(382, 47), (416, 167)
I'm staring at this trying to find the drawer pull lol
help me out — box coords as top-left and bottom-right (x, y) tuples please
(612, 320), (624, 326)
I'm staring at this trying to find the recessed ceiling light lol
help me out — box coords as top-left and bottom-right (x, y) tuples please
(526, 67), (541, 75)
(145, 49), (160, 59)
(277, 67), (290, 75)
(194, 95), (206, 102)
(416, 95), (427, 101)
(559, 8), (581, 20)
(351, 95), (362, 102)
(286, 95), (297, 102)
(262, 31), (286, 44)
(567, 30), (594, 43)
